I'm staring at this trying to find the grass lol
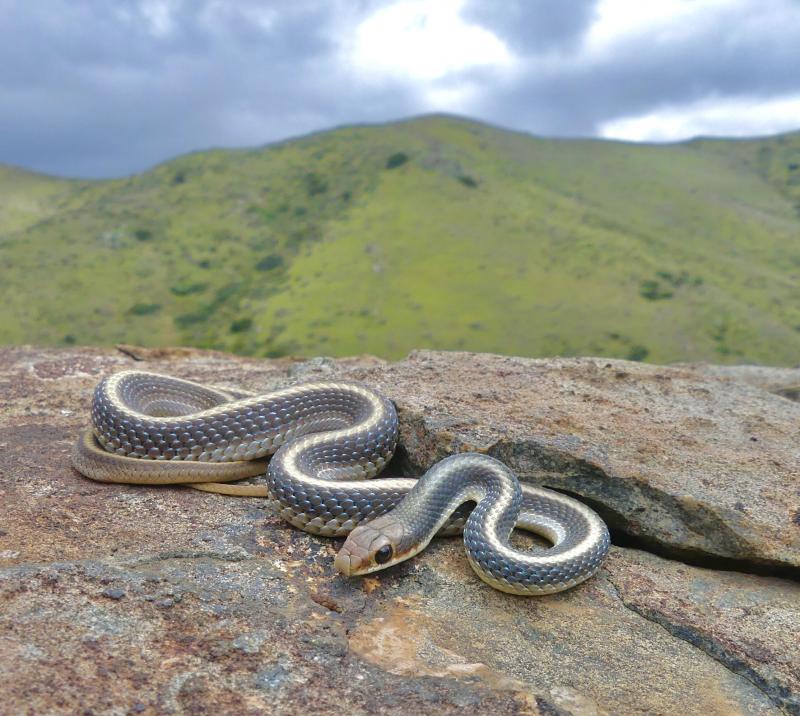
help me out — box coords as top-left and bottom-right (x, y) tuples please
(1, 115), (799, 364)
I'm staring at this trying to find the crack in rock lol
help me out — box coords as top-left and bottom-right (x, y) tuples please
(605, 573), (798, 715)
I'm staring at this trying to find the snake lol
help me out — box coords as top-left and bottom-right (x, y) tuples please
(72, 370), (610, 595)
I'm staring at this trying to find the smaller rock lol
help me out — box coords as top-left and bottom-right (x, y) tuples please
(101, 587), (125, 600)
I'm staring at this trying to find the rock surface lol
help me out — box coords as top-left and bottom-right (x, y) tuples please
(0, 346), (798, 715)
(679, 362), (800, 402)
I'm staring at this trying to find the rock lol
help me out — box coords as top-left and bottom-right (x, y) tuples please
(0, 345), (798, 714)
(344, 540), (797, 715)
(605, 549), (800, 715)
(373, 351), (800, 571)
(678, 362), (800, 401)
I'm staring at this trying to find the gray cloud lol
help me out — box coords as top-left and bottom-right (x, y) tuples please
(459, 0), (800, 137)
(1, 0), (799, 178)
(461, 0), (597, 52)
(0, 0), (417, 176)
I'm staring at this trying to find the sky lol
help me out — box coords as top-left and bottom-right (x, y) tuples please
(2, 0), (800, 178)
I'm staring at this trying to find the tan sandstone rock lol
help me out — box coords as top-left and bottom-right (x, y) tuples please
(0, 346), (797, 715)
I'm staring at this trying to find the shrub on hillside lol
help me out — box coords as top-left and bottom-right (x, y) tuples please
(256, 254), (285, 271)
(640, 270), (703, 300)
(304, 172), (327, 196)
(230, 317), (253, 333)
(128, 302), (161, 316)
(170, 281), (208, 296)
(627, 345), (649, 361)
(639, 280), (673, 300)
(386, 152), (409, 169)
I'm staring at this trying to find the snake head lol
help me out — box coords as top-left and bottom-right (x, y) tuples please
(334, 515), (411, 576)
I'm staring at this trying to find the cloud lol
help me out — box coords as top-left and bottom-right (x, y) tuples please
(600, 93), (800, 142)
(0, 0), (419, 176)
(0, 0), (798, 177)
(343, 0), (515, 110)
(347, 0), (513, 82)
(461, 0), (596, 53)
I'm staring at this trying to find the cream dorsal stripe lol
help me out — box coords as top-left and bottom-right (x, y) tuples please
(73, 370), (610, 594)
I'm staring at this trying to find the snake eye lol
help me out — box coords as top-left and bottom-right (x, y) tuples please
(374, 544), (393, 564)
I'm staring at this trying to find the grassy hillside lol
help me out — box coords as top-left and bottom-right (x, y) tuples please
(1, 115), (799, 364)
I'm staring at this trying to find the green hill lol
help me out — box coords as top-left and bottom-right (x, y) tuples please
(1, 115), (799, 364)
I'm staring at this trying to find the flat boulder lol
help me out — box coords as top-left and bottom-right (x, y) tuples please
(0, 346), (797, 714)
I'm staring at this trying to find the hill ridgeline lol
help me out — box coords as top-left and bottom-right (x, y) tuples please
(1, 115), (799, 364)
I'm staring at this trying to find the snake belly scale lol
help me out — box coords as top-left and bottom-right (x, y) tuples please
(73, 370), (610, 595)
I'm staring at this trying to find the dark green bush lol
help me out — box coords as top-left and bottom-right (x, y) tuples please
(230, 317), (253, 333)
(170, 281), (208, 296)
(265, 346), (289, 358)
(133, 228), (152, 241)
(641, 270), (703, 300)
(256, 254), (285, 271)
(639, 280), (673, 300)
(174, 283), (241, 328)
(174, 311), (206, 328)
(286, 225), (319, 250)
(627, 345), (649, 361)
(129, 302), (161, 316)
(655, 270), (689, 287)
(304, 172), (327, 196)
(386, 152), (409, 169)
(458, 175), (478, 188)
(214, 283), (240, 303)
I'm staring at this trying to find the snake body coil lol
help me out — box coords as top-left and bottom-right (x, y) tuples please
(73, 371), (610, 594)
